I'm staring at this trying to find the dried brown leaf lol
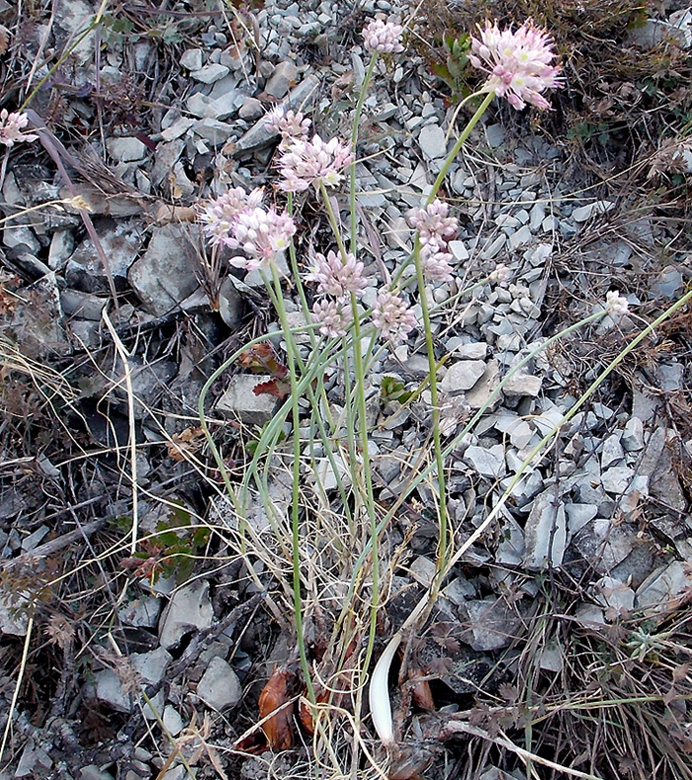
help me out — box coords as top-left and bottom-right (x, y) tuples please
(258, 666), (295, 751)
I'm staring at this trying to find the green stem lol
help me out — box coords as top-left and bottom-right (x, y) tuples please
(267, 265), (316, 703)
(412, 235), (449, 595)
(319, 180), (381, 675)
(349, 53), (379, 253)
(426, 90), (495, 206)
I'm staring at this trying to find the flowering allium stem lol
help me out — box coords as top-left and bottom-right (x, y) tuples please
(0, 110), (38, 146)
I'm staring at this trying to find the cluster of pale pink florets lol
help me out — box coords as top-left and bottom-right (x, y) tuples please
(469, 19), (561, 111)
(408, 200), (459, 282)
(0, 110), (38, 147)
(199, 186), (296, 272)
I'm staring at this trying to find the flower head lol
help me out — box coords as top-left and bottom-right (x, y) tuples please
(469, 20), (561, 111)
(421, 251), (454, 283)
(199, 186), (264, 246)
(266, 107), (311, 150)
(605, 290), (629, 319)
(306, 250), (368, 299)
(408, 200), (458, 254)
(312, 299), (353, 338)
(362, 19), (405, 54)
(0, 110), (38, 146)
(372, 291), (416, 341)
(226, 206), (296, 271)
(278, 134), (354, 193)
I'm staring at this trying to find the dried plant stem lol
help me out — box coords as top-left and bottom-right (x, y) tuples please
(0, 616), (34, 764)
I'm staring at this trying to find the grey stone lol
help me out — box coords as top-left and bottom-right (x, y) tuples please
(502, 371), (542, 398)
(508, 224), (533, 249)
(564, 503), (598, 534)
(523, 490), (567, 569)
(159, 580), (214, 650)
(574, 603), (605, 629)
(463, 598), (522, 651)
(67, 219), (141, 293)
(239, 97), (264, 120)
(95, 647), (171, 712)
(636, 561), (692, 612)
(441, 360), (486, 393)
(571, 200), (615, 222)
(418, 124), (447, 160)
(215, 374), (280, 425)
(655, 363), (684, 391)
(621, 417), (644, 451)
(572, 519), (633, 573)
(48, 228), (74, 270)
(463, 444), (506, 479)
(651, 265), (684, 299)
(496, 518), (525, 566)
(197, 656), (243, 710)
(453, 342), (487, 359)
(485, 123), (505, 148)
(118, 597), (162, 628)
(409, 556), (436, 587)
(163, 705), (185, 736)
(601, 465), (634, 495)
(480, 234), (506, 260)
(180, 48), (203, 70)
(218, 276), (243, 329)
(466, 360), (500, 409)
(594, 576), (634, 617)
(192, 118), (234, 143)
(16, 740), (52, 777)
(600, 434), (624, 469)
(191, 63), (230, 83)
(265, 60), (298, 98)
(106, 137), (148, 162)
(80, 767), (115, 780)
(128, 225), (200, 316)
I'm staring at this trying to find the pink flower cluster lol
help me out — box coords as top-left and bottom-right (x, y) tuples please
(362, 19), (405, 54)
(307, 250), (368, 299)
(372, 291), (416, 341)
(469, 20), (561, 111)
(278, 134), (353, 193)
(0, 110), (38, 147)
(199, 187), (295, 271)
(266, 107), (311, 150)
(408, 199), (459, 283)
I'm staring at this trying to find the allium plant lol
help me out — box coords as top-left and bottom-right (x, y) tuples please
(362, 19), (405, 54)
(199, 187), (295, 271)
(306, 250), (368, 299)
(469, 19), (562, 110)
(0, 110), (38, 146)
(372, 291), (417, 341)
(278, 134), (353, 192)
(266, 107), (311, 149)
(196, 13), (660, 770)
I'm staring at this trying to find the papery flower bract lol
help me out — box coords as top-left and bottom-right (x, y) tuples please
(372, 291), (416, 341)
(362, 19), (404, 54)
(409, 200), (458, 253)
(306, 250), (368, 299)
(605, 290), (629, 319)
(421, 251), (454, 283)
(278, 134), (354, 193)
(199, 186), (264, 246)
(312, 299), (353, 338)
(226, 206), (296, 271)
(489, 263), (510, 284)
(469, 20), (561, 111)
(266, 107), (311, 149)
(0, 110), (38, 146)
